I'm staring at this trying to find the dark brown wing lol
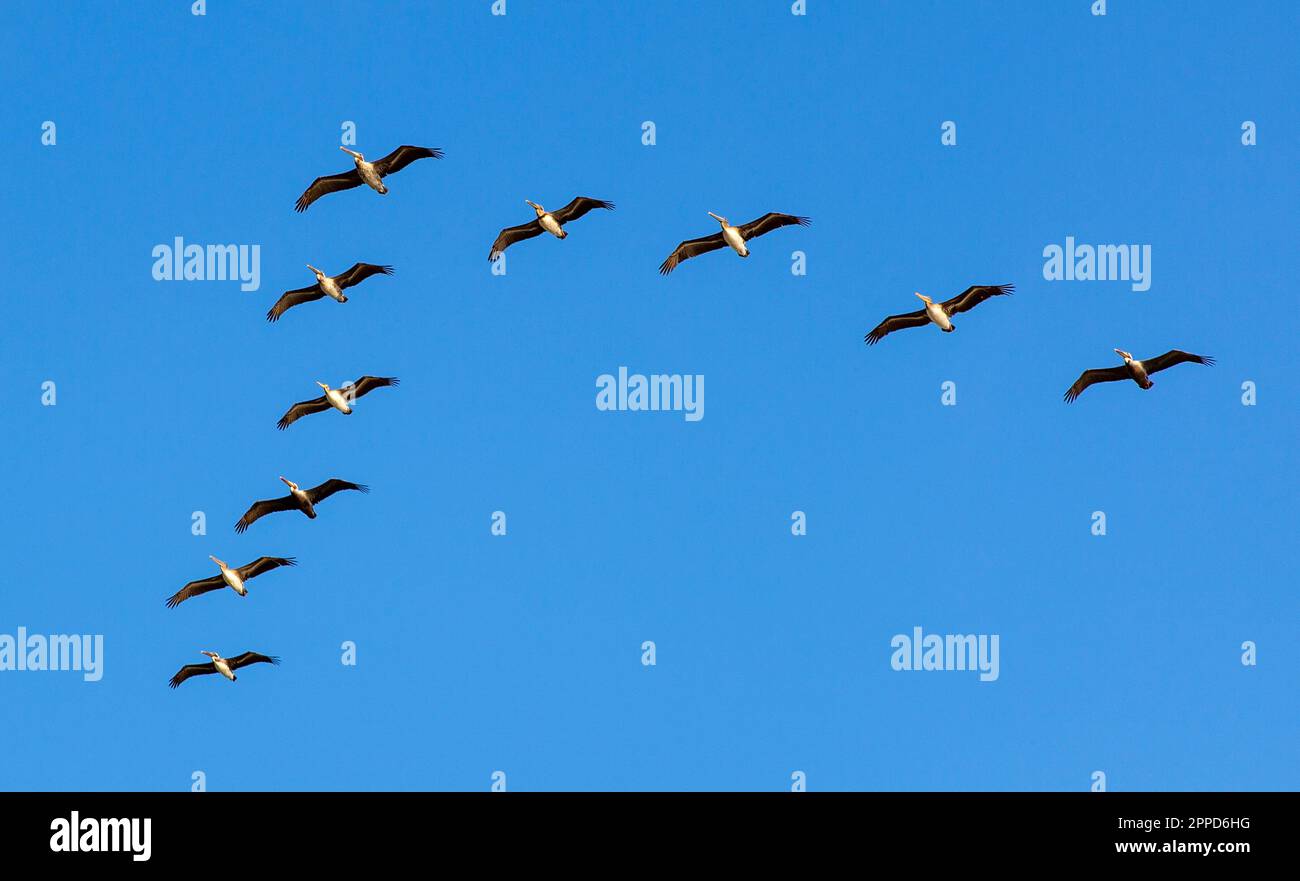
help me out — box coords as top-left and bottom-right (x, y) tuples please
(371, 145), (443, 177)
(658, 233), (727, 274)
(334, 263), (393, 289)
(277, 395), (332, 430)
(864, 309), (932, 345)
(736, 213), (810, 241)
(226, 652), (281, 671)
(489, 220), (544, 261)
(549, 197), (615, 225)
(1141, 350), (1215, 375)
(164, 576), (225, 609)
(235, 495), (299, 533)
(304, 479), (369, 505)
(295, 170), (362, 212)
(940, 283), (1014, 317)
(267, 286), (326, 322)
(1063, 366), (1131, 403)
(237, 556), (296, 580)
(169, 662), (217, 688)
(346, 376), (400, 398)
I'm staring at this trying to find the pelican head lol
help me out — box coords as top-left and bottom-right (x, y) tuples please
(339, 146), (364, 162)
(200, 650), (219, 660)
(316, 381), (331, 392)
(306, 264), (324, 278)
(914, 292), (933, 305)
(279, 476), (299, 492)
(1114, 348), (1133, 362)
(526, 200), (545, 215)
(707, 211), (728, 226)
(209, 554), (226, 569)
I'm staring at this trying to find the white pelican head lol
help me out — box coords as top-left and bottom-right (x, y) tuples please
(209, 555), (226, 569)
(526, 200), (545, 215)
(1114, 348), (1133, 362)
(316, 381), (331, 392)
(200, 650), (220, 660)
(279, 476), (299, 492)
(306, 264), (324, 278)
(339, 146), (364, 162)
(914, 292), (933, 305)
(707, 211), (729, 226)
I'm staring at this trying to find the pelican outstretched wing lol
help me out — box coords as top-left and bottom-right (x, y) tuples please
(238, 556), (296, 580)
(295, 170), (363, 213)
(1141, 350), (1215, 374)
(864, 309), (931, 345)
(235, 495), (298, 533)
(277, 396), (332, 430)
(1063, 366), (1131, 403)
(165, 575), (225, 609)
(226, 652), (281, 671)
(168, 662), (217, 688)
(335, 263), (393, 289)
(304, 479), (368, 504)
(658, 233), (726, 275)
(550, 197), (615, 225)
(489, 221), (544, 261)
(940, 284), (1014, 316)
(372, 145), (443, 177)
(736, 213), (810, 241)
(346, 376), (400, 398)
(267, 286), (326, 322)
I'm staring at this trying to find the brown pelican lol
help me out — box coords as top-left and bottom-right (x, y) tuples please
(235, 477), (368, 533)
(295, 145), (443, 212)
(1064, 349), (1215, 402)
(488, 197), (615, 261)
(169, 651), (279, 688)
(266, 263), (393, 322)
(658, 212), (810, 274)
(864, 284), (1014, 345)
(277, 376), (399, 430)
(165, 556), (296, 608)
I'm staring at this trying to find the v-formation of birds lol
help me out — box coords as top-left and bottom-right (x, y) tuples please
(166, 140), (1214, 688)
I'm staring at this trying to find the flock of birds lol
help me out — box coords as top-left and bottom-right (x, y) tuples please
(166, 139), (1214, 689)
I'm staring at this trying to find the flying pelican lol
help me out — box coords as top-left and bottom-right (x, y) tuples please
(277, 376), (400, 430)
(864, 284), (1014, 345)
(658, 212), (810, 274)
(165, 555), (296, 608)
(1064, 349), (1215, 402)
(295, 145), (443, 212)
(169, 651), (279, 689)
(266, 263), (393, 322)
(235, 477), (368, 533)
(488, 197), (615, 261)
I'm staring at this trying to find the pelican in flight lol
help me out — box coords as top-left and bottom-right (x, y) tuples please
(295, 145), (443, 212)
(488, 197), (615, 261)
(169, 651), (279, 689)
(266, 263), (393, 322)
(277, 376), (400, 430)
(1064, 349), (1215, 402)
(165, 555), (296, 608)
(659, 212), (810, 274)
(235, 477), (368, 533)
(864, 284), (1014, 345)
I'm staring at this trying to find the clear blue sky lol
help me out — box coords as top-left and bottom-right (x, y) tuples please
(1, 1), (1295, 791)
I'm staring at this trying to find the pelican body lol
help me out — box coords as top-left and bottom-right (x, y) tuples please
(307, 265), (347, 302)
(213, 556), (247, 595)
(205, 651), (237, 681)
(531, 201), (566, 238)
(341, 147), (386, 194)
(710, 212), (748, 257)
(320, 383), (353, 414)
(916, 293), (953, 332)
(1116, 349), (1152, 388)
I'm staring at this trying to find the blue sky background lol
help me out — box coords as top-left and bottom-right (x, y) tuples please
(1, 1), (1295, 791)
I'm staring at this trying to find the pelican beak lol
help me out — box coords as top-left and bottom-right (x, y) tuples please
(707, 212), (726, 224)
(525, 200), (541, 210)
(316, 381), (329, 390)
(914, 292), (931, 304)
(1114, 348), (1127, 359)
(278, 476), (291, 486)
(209, 555), (221, 566)
(339, 146), (360, 158)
